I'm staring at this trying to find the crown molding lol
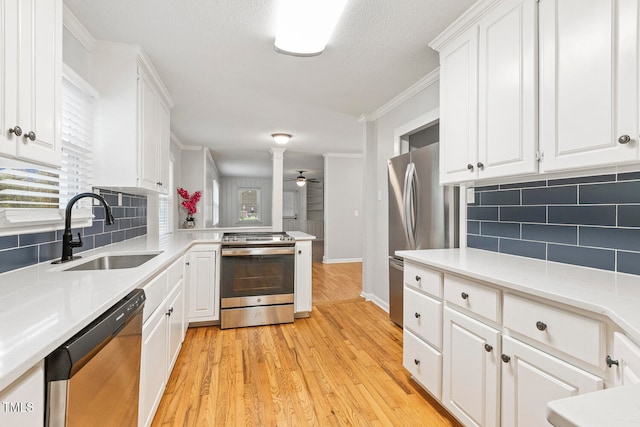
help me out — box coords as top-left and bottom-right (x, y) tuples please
(322, 153), (363, 159)
(360, 67), (440, 122)
(429, 0), (501, 51)
(63, 5), (95, 52)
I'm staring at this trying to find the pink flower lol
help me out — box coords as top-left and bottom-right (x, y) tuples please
(177, 188), (202, 217)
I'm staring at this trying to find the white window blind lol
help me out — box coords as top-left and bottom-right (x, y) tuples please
(59, 73), (95, 209)
(159, 159), (174, 234)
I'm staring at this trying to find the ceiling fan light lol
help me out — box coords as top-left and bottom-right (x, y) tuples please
(275, 0), (349, 56)
(296, 179), (306, 187)
(271, 133), (292, 144)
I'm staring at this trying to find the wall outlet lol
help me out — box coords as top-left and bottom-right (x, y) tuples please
(466, 187), (475, 204)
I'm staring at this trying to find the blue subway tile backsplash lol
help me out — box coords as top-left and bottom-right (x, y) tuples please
(0, 189), (147, 274)
(467, 173), (640, 275)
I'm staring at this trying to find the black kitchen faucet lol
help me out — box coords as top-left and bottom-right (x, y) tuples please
(53, 192), (115, 263)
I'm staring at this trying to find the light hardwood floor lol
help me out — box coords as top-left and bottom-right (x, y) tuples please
(151, 242), (460, 426)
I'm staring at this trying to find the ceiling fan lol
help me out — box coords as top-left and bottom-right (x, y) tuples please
(287, 171), (320, 187)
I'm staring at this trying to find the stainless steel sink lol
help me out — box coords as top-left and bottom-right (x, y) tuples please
(63, 253), (160, 271)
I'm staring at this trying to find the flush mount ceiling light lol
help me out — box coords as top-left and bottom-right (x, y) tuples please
(271, 133), (292, 144)
(274, 0), (349, 57)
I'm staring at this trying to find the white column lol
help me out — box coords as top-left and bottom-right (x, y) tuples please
(270, 147), (286, 232)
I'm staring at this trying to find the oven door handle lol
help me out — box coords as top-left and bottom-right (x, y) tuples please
(222, 247), (296, 256)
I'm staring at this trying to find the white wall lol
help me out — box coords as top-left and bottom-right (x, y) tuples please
(323, 154), (364, 263)
(283, 181), (307, 232)
(361, 73), (440, 310)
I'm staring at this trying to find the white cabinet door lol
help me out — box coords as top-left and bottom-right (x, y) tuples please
(0, 361), (44, 427)
(187, 248), (218, 321)
(138, 70), (159, 191)
(439, 26), (479, 184)
(477, 0), (537, 179)
(612, 332), (640, 386)
(166, 279), (185, 376)
(540, 0), (639, 171)
(294, 240), (312, 314)
(442, 307), (500, 427)
(139, 304), (168, 427)
(501, 336), (603, 427)
(0, 0), (61, 167)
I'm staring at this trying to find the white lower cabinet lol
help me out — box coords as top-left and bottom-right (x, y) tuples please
(139, 257), (186, 427)
(501, 336), (603, 427)
(442, 307), (500, 427)
(611, 332), (640, 386)
(0, 361), (44, 427)
(186, 246), (219, 322)
(295, 240), (312, 314)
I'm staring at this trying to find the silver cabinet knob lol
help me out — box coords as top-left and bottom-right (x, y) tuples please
(415, 275), (421, 282)
(414, 359), (420, 365)
(501, 354), (511, 363)
(9, 126), (22, 136)
(24, 131), (36, 141)
(618, 135), (631, 144)
(536, 321), (547, 331)
(606, 355), (619, 368)
(484, 344), (493, 352)
(414, 312), (421, 319)
(467, 163), (474, 171)
(461, 292), (469, 300)
(477, 162), (484, 170)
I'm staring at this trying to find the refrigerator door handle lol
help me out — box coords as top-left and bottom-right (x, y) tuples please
(402, 164), (412, 248)
(409, 163), (419, 246)
(404, 162), (417, 249)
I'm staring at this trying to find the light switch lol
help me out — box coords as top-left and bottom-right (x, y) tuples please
(354, 210), (359, 217)
(466, 188), (475, 204)
(118, 193), (123, 206)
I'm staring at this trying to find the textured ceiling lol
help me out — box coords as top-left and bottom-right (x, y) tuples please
(64, 0), (473, 179)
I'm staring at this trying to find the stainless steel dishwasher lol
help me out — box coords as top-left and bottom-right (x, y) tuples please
(45, 289), (145, 427)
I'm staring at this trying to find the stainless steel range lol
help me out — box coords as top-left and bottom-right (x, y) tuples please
(220, 232), (296, 329)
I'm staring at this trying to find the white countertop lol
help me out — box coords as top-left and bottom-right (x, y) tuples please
(396, 248), (640, 426)
(397, 248), (640, 344)
(0, 230), (315, 391)
(546, 384), (640, 426)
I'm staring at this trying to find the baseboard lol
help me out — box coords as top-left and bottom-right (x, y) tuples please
(361, 291), (389, 313)
(322, 257), (363, 264)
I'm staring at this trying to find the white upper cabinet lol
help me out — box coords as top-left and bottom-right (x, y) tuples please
(438, 26), (479, 184)
(433, 0), (537, 184)
(0, 0), (62, 167)
(539, 0), (639, 172)
(90, 42), (173, 193)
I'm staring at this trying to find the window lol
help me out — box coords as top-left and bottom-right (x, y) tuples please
(238, 188), (260, 222)
(212, 179), (220, 226)
(0, 65), (96, 232)
(158, 158), (174, 235)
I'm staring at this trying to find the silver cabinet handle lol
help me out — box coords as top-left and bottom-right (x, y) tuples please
(536, 321), (547, 331)
(484, 344), (493, 352)
(9, 126), (22, 136)
(414, 359), (420, 365)
(415, 275), (421, 282)
(618, 135), (631, 144)
(501, 354), (511, 363)
(414, 312), (421, 319)
(461, 292), (469, 300)
(24, 131), (36, 141)
(467, 163), (474, 171)
(477, 162), (484, 170)
(606, 355), (619, 368)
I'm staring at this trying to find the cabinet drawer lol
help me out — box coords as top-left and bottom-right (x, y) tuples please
(404, 286), (442, 349)
(141, 271), (168, 323)
(404, 262), (442, 298)
(167, 257), (184, 288)
(503, 293), (605, 368)
(444, 275), (500, 323)
(403, 329), (442, 400)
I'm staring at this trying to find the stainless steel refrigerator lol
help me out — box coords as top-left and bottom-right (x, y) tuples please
(388, 143), (459, 327)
